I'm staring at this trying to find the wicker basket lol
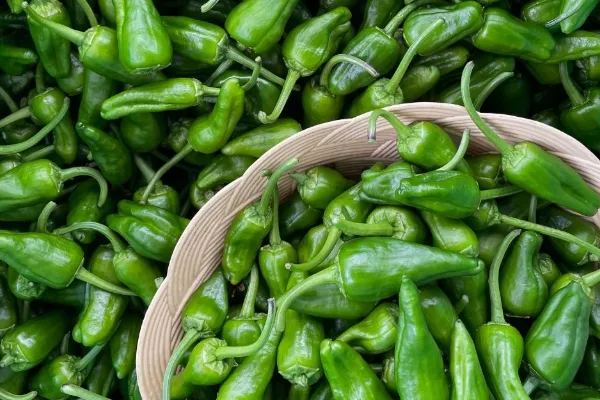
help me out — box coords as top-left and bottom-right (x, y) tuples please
(136, 103), (600, 399)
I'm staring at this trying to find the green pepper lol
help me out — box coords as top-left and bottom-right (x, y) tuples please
(547, 31), (600, 64)
(38, 280), (86, 308)
(414, 45), (470, 77)
(0, 276), (16, 338)
(295, 224), (340, 271)
(72, 245), (128, 347)
(499, 230), (550, 318)
(449, 319), (489, 400)
(546, 0), (600, 34)
(291, 166), (354, 211)
(461, 61), (600, 216)
(109, 312), (142, 380)
(482, 73), (532, 118)
(558, 62), (600, 151)
(422, 211), (479, 256)
(56, 52), (84, 95)
(6, 267), (45, 301)
(521, 0), (561, 32)
(533, 384), (600, 399)
(222, 159), (298, 284)
(224, 0), (300, 54)
(0, 72), (34, 99)
(398, 65), (440, 102)
(279, 193), (322, 239)
(0, 36), (38, 76)
(577, 337), (600, 389)
(475, 230), (531, 400)
(167, 118), (216, 167)
(78, 70), (117, 129)
(106, 200), (188, 263)
(258, 6), (352, 123)
(336, 302), (398, 355)
(22, 5), (165, 85)
(358, 162), (415, 206)
(84, 349), (115, 397)
(211, 338), (276, 400)
(465, 155), (502, 192)
(418, 285), (460, 354)
(0, 369), (29, 399)
(0, 310), (70, 371)
(221, 119), (301, 158)
(29, 345), (105, 400)
(132, 155), (181, 215)
(162, 268), (228, 397)
(579, 56), (600, 81)
(75, 122), (133, 186)
(395, 277), (449, 399)
(112, 0), (172, 73)
(181, 0), (236, 24)
(359, 0), (403, 30)
(120, 112), (168, 153)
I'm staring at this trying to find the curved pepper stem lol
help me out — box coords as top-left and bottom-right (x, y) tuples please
(544, 3), (583, 28)
(75, 0), (98, 27)
(0, 387), (37, 400)
(214, 298), (275, 359)
(53, 221), (126, 253)
(61, 385), (109, 400)
(59, 331), (70, 355)
(162, 329), (208, 400)
(383, 0), (446, 34)
(36, 201), (57, 233)
(319, 54), (378, 89)
(0, 97), (69, 155)
(523, 375), (542, 395)
(133, 154), (156, 183)
(59, 166), (108, 207)
(35, 63), (45, 94)
(205, 59), (234, 86)
(258, 70), (301, 124)
(275, 266), (337, 332)
(22, 2), (85, 45)
(225, 46), (286, 87)
(335, 220), (394, 237)
(559, 62), (585, 106)
(437, 128), (470, 171)
(461, 61), (512, 154)
(22, 145), (55, 161)
(269, 190), (282, 246)
(0, 85), (18, 113)
(239, 265), (259, 319)
(140, 144), (194, 204)
(489, 230), (521, 324)
(241, 57), (262, 91)
(200, 0), (219, 12)
(76, 268), (137, 296)
(259, 158), (299, 215)
(479, 186), (522, 201)
(583, 268), (600, 288)
(473, 72), (514, 111)
(286, 227), (341, 271)
(386, 19), (445, 94)
(0, 107), (32, 130)
(367, 109), (412, 142)
(75, 344), (105, 370)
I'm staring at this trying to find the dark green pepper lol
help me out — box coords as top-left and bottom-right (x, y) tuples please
(77, 69), (116, 129)
(84, 349), (115, 397)
(419, 285), (460, 354)
(6, 267), (45, 301)
(109, 312), (142, 380)
(120, 112), (168, 153)
(55, 52), (84, 95)
(466, 154), (504, 189)
(398, 65), (440, 102)
(521, 0), (562, 33)
(0, 36), (38, 76)
(577, 336), (600, 389)
(291, 166), (354, 211)
(38, 280), (86, 308)
(132, 154), (181, 215)
(414, 45), (470, 77)
(0, 276), (16, 338)
(359, 0), (403, 30)
(337, 302), (398, 355)
(482, 73), (532, 118)
(221, 119), (301, 158)
(167, 118), (215, 167)
(449, 319), (489, 399)
(279, 193), (322, 239)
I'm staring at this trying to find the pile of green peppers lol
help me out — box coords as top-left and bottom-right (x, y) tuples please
(0, 0), (600, 398)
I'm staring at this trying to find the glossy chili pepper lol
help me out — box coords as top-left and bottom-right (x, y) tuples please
(422, 211), (479, 256)
(499, 230), (550, 317)
(55, 52), (84, 96)
(450, 319), (489, 400)
(106, 200), (188, 263)
(22, 5), (165, 85)
(167, 118), (215, 167)
(418, 284), (461, 354)
(337, 302), (398, 355)
(132, 155), (180, 215)
(547, 0), (600, 34)
(395, 277), (449, 399)
(162, 268), (229, 397)
(461, 61), (600, 216)
(466, 154), (504, 190)
(539, 206), (600, 266)
(38, 280), (86, 308)
(120, 112), (168, 153)
(291, 166), (354, 211)
(78, 70), (117, 129)
(109, 312), (142, 380)
(258, 7), (352, 123)
(547, 31), (600, 64)
(482, 73), (532, 118)
(73, 245), (129, 347)
(221, 119), (301, 158)
(224, 0), (299, 54)
(295, 224), (340, 272)
(321, 339), (392, 400)
(576, 336), (600, 389)
(0, 367), (29, 397)
(359, 0), (403, 30)
(0, 36), (38, 76)
(85, 349), (115, 397)
(475, 230), (531, 400)
(29, 344), (105, 400)
(113, 0), (172, 73)
(279, 193), (322, 239)
(570, 264), (600, 340)
(398, 65), (440, 102)
(558, 62), (600, 151)
(0, 310), (70, 371)
(75, 122), (133, 186)
(414, 45), (469, 77)
(286, 1), (312, 32)
(526, 61), (564, 85)
(0, 276), (16, 338)
(222, 159), (298, 284)
(521, 0), (561, 32)
(6, 267), (45, 301)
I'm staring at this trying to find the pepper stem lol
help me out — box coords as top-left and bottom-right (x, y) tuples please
(36, 201), (57, 233)
(499, 214), (600, 265)
(367, 109), (412, 142)
(239, 265), (259, 319)
(258, 158), (299, 215)
(275, 266), (337, 332)
(75, 344), (105, 370)
(384, 0), (444, 33)
(240, 57), (262, 91)
(140, 144), (193, 204)
(286, 227), (341, 271)
(0, 107), (32, 129)
(226, 46), (286, 87)
(258, 69), (301, 124)
(335, 220), (394, 237)
(473, 72), (514, 111)
(523, 375), (542, 395)
(0, 86), (18, 113)
(454, 295), (469, 315)
(205, 59), (234, 86)
(461, 61), (512, 154)
(22, 2), (85, 45)
(0, 97), (69, 155)
(583, 268), (600, 288)
(200, 0), (220, 12)
(479, 186), (522, 201)
(60, 331), (70, 355)
(75, 268), (136, 296)
(35, 63), (45, 94)
(61, 385), (108, 400)
(319, 54), (378, 89)
(559, 62), (585, 106)
(0, 354), (14, 368)
(489, 230), (521, 324)
(75, 0), (98, 27)
(162, 330), (205, 400)
(22, 145), (54, 161)
(59, 166), (108, 207)
(545, 3), (583, 28)
(269, 190), (282, 246)
(528, 196), (537, 224)
(53, 222), (126, 252)
(437, 129), (470, 171)
(215, 298), (275, 359)
(386, 19), (444, 94)
(133, 154), (156, 183)
(0, 387), (37, 400)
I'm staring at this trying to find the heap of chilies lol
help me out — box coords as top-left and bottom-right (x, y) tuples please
(0, 0), (599, 399)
